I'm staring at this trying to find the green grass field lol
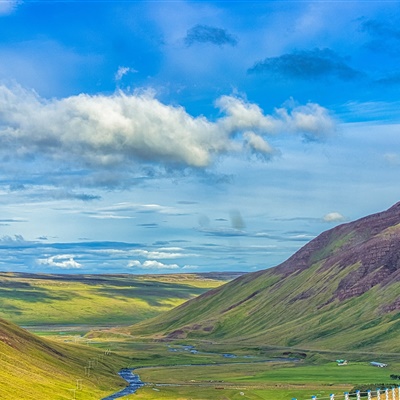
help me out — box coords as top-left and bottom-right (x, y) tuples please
(0, 272), (232, 332)
(75, 336), (400, 400)
(131, 360), (400, 400)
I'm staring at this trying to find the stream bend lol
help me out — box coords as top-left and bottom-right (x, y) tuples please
(102, 368), (144, 400)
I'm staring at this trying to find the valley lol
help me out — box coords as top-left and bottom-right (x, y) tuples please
(1, 204), (400, 399)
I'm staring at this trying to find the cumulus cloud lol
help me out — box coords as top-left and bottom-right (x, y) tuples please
(38, 254), (82, 269)
(248, 48), (360, 81)
(244, 131), (276, 159)
(323, 212), (345, 223)
(128, 260), (180, 269)
(0, 84), (336, 184)
(184, 24), (238, 47)
(216, 95), (277, 134)
(274, 102), (336, 141)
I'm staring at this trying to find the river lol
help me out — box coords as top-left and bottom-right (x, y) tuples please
(102, 346), (299, 399)
(101, 368), (144, 400)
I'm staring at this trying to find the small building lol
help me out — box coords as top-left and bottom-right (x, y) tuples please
(370, 361), (388, 367)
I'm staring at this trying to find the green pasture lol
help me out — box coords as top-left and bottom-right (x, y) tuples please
(130, 386), (349, 400)
(136, 360), (399, 385)
(128, 360), (400, 400)
(0, 272), (229, 331)
(72, 335), (399, 400)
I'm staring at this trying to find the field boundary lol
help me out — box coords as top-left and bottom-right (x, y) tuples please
(293, 386), (400, 400)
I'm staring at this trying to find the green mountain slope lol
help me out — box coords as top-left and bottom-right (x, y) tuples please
(128, 203), (400, 352)
(0, 318), (128, 399)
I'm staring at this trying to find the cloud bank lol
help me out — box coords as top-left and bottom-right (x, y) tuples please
(0, 85), (335, 188)
(37, 254), (82, 269)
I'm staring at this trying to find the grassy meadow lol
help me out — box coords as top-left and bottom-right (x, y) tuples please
(0, 272), (234, 333)
(72, 337), (400, 400)
(133, 357), (400, 400)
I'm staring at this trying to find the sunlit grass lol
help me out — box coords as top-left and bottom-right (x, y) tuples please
(0, 319), (130, 399)
(0, 272), (230, 329)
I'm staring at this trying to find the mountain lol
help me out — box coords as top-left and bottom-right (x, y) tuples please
(128, 203), (400, 352)
(0, 318), (127, 399)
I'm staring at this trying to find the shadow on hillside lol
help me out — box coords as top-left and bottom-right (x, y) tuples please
(95, 284), (205, 307)
(0, 286), (73, 303)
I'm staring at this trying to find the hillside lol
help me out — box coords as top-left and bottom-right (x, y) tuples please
(0, 318), (128, 399)
(128, 203), (400, 352)
(0, 272), (237, 332)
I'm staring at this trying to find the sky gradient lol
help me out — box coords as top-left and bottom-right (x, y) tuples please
(1, 0), (400, 274)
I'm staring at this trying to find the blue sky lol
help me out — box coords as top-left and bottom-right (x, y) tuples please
(1, 0), (400, 274)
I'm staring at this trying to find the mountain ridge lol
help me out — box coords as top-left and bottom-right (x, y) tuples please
(128, 203), (400, 351)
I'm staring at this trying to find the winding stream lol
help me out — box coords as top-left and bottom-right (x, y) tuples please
(102, 346), (299, 399)
(101, 368), (144, 400)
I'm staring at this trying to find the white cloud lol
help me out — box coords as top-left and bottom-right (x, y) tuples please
(37, 254), (82, 269)
(0, 84), (336, 173)
(132, 249), (185, 259)
(85, 212), (134, 220)
(243, 131), (276, 158)
(115, 66), (137, 81)
(216, 95), (277, 134)
(275, 102), (336, 140)
(0, 0), (19, 15)
(323, 212), (345, 222)
(128, 259), (180, 269)
(182, 265), (199, 270)
(97, 202), (179, 215)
